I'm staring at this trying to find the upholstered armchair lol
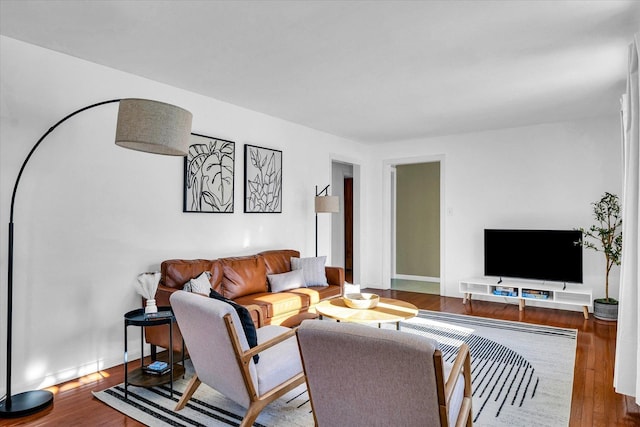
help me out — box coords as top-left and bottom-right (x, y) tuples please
(297, 320), (473, 427)
(170, 291), (306, 427)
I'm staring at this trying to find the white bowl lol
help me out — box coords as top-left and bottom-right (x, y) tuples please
(344, 293), (380, 309)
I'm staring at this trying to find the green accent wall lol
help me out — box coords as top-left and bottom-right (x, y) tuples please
(396, 162), (440, 277)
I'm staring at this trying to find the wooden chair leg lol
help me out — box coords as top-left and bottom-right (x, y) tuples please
(175, 374), (201, 411)
(240, 400), (269, 427)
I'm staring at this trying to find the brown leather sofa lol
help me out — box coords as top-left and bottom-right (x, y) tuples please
(145, 249), (344, 353)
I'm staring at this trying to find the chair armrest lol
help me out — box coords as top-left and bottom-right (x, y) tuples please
(224, 313), (298, 366)
(242, 327), (298, 363)
(445, 343), (471, 405)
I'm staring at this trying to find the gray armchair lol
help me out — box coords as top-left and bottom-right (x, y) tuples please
(297, 320), (473, 427)
(170, 290), (306, 427)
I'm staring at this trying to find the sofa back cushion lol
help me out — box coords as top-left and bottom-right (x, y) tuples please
(161, 259), (223, 290)
(258, 249), (300, 275)
(221, 255), (268, 299)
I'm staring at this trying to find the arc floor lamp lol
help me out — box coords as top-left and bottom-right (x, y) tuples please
(0, 98), (193, 418)
(315, 185), (339, 257)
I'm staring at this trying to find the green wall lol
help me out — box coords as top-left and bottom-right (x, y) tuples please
(396, 162), (440, 277)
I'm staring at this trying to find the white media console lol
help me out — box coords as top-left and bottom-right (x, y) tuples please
(459, 277), (592, 319)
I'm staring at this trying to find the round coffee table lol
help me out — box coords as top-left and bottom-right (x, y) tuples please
(315, 296), (418, 329)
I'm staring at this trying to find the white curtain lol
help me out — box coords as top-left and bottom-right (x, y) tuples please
(614, 33), (640, 403)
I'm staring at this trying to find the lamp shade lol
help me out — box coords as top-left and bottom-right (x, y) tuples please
(315, 195), (339, 213)
(115, 98), (192, 156)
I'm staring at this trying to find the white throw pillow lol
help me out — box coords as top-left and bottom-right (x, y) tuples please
(267, 269), (306, 292)
(185, 271), (212, 294)
(291, 256), (328, 287)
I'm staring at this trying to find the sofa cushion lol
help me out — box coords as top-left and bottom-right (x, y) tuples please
(289, 285), (341, 305)
(209, 289), (259, 363)
(221, 255), (268, 299)
(259, 249), (300, 275)
(291, 256), (328, 286)
(161, 259), (223, 290)
(235, 292), (310, 319)
(268, 269), (306, 293)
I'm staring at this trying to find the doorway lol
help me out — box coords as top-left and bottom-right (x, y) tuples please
(391, 161), (441, 294)
(331, 161), (358, 284)
(344, 177), (353, 282)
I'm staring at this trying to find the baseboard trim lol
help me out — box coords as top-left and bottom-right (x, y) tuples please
(393, 274), (440, 283)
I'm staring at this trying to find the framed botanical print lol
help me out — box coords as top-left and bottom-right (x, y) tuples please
(184, 133), (235, 213)
(244, 144), (282, 213)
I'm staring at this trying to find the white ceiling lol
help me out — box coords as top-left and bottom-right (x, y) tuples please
(1, 0), (638, 143)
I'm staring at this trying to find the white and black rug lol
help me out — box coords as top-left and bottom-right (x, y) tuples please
(93, 310), (577, 426)
(401, 311), (577, 426)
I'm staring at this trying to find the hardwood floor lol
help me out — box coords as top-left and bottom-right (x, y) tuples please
(4, 291), (639, 426)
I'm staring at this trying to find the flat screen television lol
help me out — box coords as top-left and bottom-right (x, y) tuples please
(484, 229), (583, 284)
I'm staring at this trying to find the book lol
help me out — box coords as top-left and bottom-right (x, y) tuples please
(143, 361), (170, 376)
(145, 310), (173, 320)
(522, 289), (550, 295)
(492, 289), (518, 297)
(145, 361), (167, 371)
(522, 292), (550, 299)
(495, 286), (516, 293)
(143, 366), (171, 376)
(522, 289), (551, 298)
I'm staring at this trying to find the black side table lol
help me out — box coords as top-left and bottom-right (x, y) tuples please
(123, 306), (185, 399)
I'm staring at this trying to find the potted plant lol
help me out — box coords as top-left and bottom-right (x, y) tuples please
(578, 192), (622, 321)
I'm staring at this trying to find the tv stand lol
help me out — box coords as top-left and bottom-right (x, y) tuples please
(459, 277), (592, 319)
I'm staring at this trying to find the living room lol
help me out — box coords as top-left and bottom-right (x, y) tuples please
(1, 1), (639, 425)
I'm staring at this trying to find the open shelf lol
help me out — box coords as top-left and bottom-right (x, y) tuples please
(128, 364), (185, 387)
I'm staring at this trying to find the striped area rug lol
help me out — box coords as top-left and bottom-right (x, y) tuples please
(93, 310), (576, 426)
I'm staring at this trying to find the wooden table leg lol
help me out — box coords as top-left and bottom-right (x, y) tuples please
(582, 306), (589, 319)
(519, 299), (525, 311)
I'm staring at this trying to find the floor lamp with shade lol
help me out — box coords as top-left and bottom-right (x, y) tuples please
(0, 98), (193, 418)
(315, 185), (339, 257)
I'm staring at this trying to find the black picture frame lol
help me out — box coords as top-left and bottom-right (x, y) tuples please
(244, 144), (282, 213)
(183, 133), (235, 213)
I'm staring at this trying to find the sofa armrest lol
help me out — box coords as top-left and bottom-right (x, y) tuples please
(325, 266), (345, 294)
(152, 284), (180, 308)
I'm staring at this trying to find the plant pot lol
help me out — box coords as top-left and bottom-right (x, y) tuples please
(593, 299), (618, 321)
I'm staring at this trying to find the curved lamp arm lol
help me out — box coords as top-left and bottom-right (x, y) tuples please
(9, 99), (121, 223)
(2, 98), (192, 418)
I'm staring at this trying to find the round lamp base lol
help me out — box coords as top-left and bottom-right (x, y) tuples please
(0, 390), (54, 418)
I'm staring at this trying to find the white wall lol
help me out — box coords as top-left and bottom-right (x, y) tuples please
(364, 116), (623, 311)
(0, 36), (367, 393)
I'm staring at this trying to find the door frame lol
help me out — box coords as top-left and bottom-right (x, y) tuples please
(383, 154), (445, 293)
